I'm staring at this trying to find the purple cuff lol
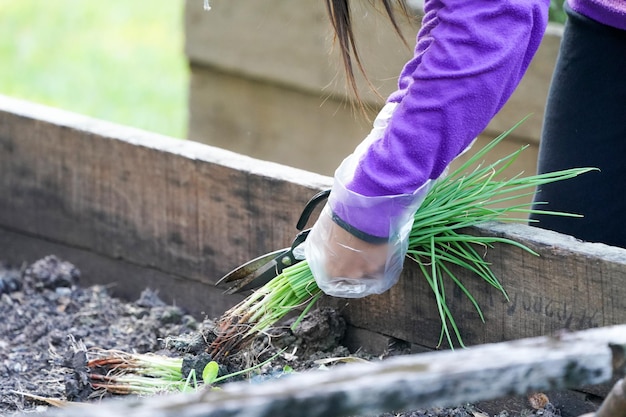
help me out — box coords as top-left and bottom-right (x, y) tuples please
(329, 163), (431, 238)
(567, 0), (626, 30)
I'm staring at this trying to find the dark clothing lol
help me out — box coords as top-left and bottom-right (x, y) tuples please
(530, 5), (626, 248)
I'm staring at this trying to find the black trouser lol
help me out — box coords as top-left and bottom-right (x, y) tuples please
(530, 5), (626, 248)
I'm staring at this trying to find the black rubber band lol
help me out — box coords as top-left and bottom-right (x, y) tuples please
(330, 211), (388, 245)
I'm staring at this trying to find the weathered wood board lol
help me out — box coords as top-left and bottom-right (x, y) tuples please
(185, 0), (563, 143)
(0, 95), (331, 320)
(1, 94), (625, 351)
(328, 222), (626, 348)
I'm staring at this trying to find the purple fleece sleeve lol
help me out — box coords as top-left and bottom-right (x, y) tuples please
(354, 0), (549, 196)
(334, 0), (549, 237)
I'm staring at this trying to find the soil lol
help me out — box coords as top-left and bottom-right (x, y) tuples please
(0, 256), (600, 417)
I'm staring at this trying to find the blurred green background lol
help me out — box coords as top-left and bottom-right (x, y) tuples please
(0, 0), (188, 138)
(549, 0), (567, 24)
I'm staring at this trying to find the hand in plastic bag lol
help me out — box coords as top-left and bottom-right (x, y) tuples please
(304, 204), (397, 298)
(304, 186), (428, 298)
(304, 103), (431, 298)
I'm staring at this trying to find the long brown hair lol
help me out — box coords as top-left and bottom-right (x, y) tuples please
(323, 0), (410, 107)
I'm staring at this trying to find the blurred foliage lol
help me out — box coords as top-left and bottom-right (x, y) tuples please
(0, 0), (187, 138)
(549, 0), (567, 24)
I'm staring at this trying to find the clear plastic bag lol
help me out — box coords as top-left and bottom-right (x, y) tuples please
(304, 103), (431, 298)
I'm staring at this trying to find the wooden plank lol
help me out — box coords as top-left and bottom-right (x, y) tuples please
(184, 0), (410, 103)
(1, 94), (625, 351)
(184, 0), (562, 142)
(0, 94), (331, 288)
(39, 325), (626, 417)
(330, 222), (626, 349)
(186, 64), (375, 176)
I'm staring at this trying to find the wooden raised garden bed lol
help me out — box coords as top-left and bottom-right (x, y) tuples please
(1, 95), (625, 416)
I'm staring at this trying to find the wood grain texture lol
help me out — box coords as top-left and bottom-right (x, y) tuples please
(0, 95), (330, 288)
(329, 222), (626, 349)
(1, 95), (625, 351)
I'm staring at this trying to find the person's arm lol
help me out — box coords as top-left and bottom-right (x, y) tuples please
(335, 0), (549, 238)
(305, 0), (549, 298)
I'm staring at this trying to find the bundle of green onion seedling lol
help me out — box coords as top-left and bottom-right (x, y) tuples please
(86, 348), (276, 395)
(210, 121), (595, 357)
(87, 350), (196, 395)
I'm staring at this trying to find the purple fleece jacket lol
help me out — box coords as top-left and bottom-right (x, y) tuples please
(340, 0), (550, 237)
(568, 0), (626, 30)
